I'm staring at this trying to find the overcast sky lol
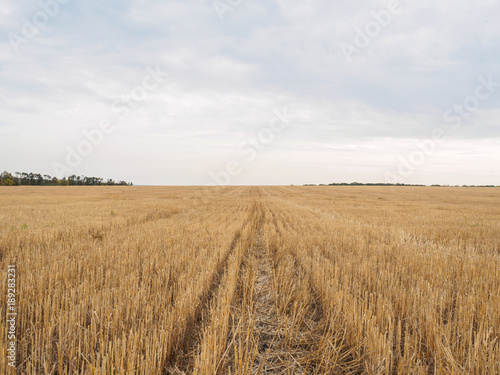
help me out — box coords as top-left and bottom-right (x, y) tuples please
(1, 0), (499, 185)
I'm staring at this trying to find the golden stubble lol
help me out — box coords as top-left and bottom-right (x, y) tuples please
(0, 186), (498, 374)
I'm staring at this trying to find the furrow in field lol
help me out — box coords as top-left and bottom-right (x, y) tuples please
(264, 202), (363, 374)
(188, 202), (261, 375)
(223, 199), (346, 374)
(163, 204), (255, 374)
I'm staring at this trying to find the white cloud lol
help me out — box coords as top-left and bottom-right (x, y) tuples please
(0, 0), (499, 185)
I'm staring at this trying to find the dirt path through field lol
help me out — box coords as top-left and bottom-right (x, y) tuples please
(172, 199), (353, 374)
(250, 224), (283, 372)
(243, 204), (324, 374)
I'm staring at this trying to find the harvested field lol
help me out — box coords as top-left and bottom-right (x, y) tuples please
(1, 186), (499, 374)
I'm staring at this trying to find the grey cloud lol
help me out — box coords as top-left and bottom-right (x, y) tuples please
(0, 0), (499, 184)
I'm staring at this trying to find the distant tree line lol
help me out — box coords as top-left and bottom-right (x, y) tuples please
(303, 182), (497, 187)
(0, 171), (133, 186)
(304, 182), (426, 186)
(328, 182), (426, 186)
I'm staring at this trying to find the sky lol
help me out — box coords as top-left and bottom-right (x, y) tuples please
(0, 0), (499, 186)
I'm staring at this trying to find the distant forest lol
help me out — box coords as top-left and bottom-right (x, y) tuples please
(0, 171), (133, 186)
(305, 182), (497, 187)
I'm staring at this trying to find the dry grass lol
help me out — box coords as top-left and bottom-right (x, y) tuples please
(0, 186), (499, 374)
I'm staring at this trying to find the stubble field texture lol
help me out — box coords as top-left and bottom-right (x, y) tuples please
(0, 186), (499, 374)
